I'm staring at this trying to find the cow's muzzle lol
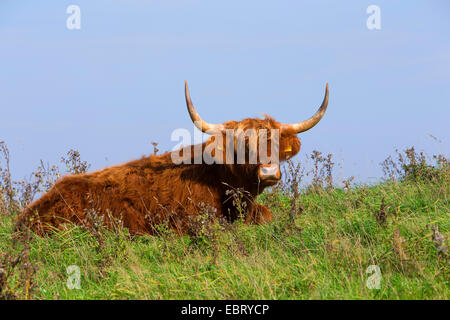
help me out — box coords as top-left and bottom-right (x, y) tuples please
(258, 164), (281, 185)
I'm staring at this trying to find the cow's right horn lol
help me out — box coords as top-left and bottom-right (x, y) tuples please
(185, 81), (224, 134)
(280, 83), (329, 135)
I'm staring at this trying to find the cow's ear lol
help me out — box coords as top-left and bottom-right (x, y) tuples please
(203, 135), (227, 164)
(279, 136), (301, 161)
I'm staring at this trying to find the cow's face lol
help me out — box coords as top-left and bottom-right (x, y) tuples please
(205, 117), (301, 186)
(184, 81), (329, 186)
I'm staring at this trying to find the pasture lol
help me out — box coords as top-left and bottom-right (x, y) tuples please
(0, 142), (448, 299)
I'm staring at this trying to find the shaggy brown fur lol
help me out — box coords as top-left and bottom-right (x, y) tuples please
(18, 116), (301, 235)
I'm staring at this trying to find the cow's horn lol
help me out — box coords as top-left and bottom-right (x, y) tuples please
(281, 83), (329, 134)
(185, 81), (224, 134)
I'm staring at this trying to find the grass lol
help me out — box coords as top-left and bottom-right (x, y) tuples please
(0, 143), (448, 299)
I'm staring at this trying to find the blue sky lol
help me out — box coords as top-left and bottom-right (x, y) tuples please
(1, 1), (449, 184)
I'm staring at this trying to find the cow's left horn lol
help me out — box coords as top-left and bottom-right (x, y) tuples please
(185, 81), (224, 134)
(280, 83), (329, 134)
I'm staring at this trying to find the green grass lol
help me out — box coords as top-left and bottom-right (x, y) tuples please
(1, 175), (448, 299)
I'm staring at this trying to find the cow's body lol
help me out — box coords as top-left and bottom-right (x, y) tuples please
(20, 142), (279, 235)
(18, 82), (328, 235)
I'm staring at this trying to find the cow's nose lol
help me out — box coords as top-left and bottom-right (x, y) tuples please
(258, 164), (281, 183)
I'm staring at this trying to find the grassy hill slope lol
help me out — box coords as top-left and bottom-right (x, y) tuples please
(0, 144), (448, 299)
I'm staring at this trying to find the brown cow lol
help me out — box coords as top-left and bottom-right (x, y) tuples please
(18, 81), (329, 235)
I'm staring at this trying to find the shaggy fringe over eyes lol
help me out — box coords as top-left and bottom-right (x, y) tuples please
(220, 115), (301, 163)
